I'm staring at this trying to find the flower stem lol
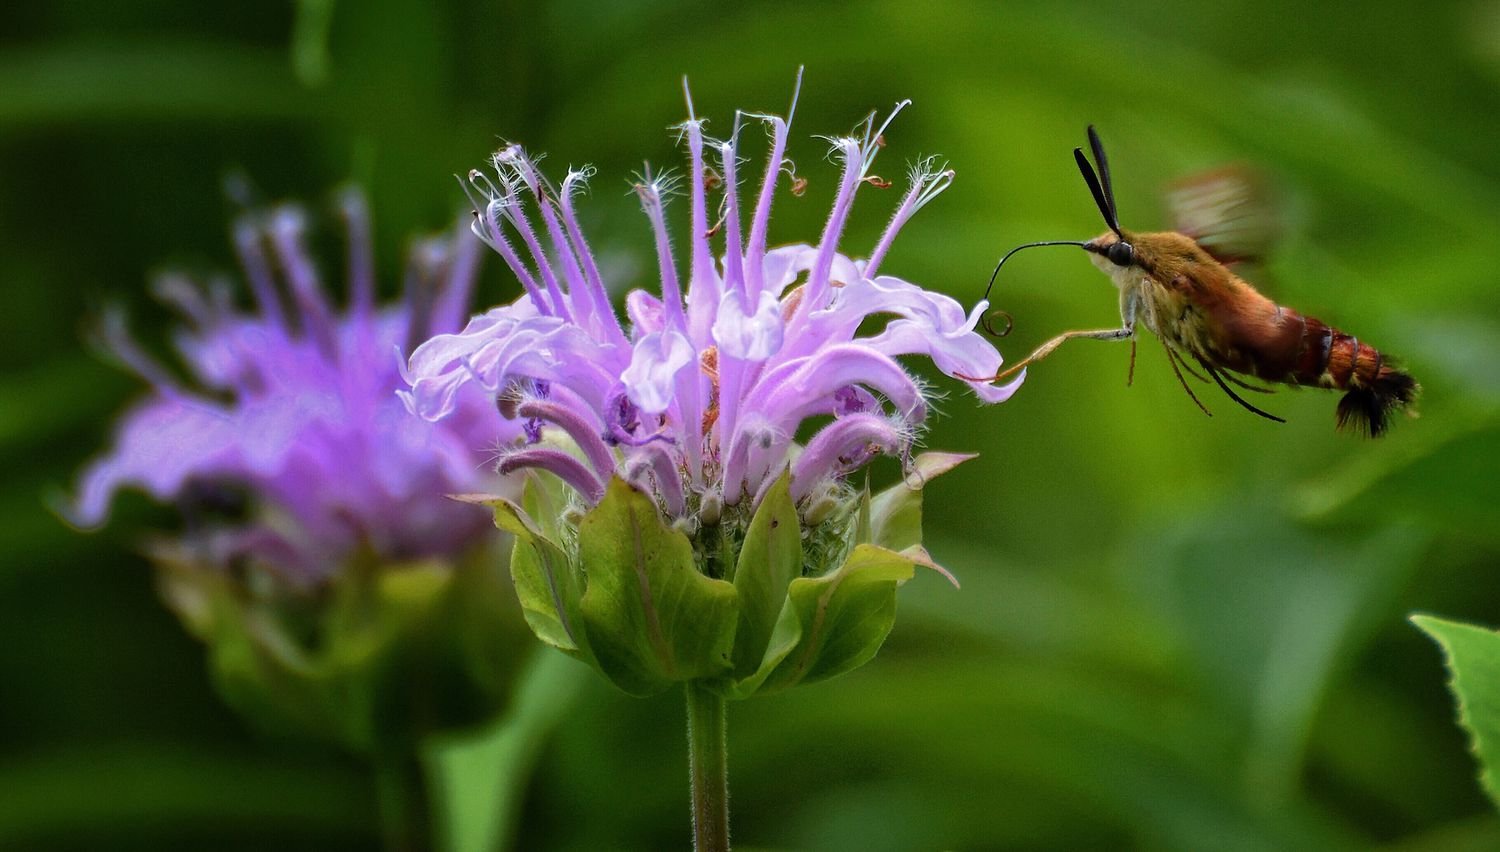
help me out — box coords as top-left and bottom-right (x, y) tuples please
(375, 751), (432, 852)
(686, 681), (730, 852)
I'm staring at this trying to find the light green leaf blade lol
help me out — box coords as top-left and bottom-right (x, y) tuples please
(520, 463), (575, 543)
(1412, 614), (1500, 808)
(290, 0), (336, 88)
(428, 652), (587, 852)
(578, 478), (739, 696)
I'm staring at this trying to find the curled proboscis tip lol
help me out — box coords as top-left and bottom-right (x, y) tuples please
(981, 309), (1013, 338)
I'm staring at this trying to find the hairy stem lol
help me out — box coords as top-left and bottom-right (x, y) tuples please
(686, 682), (730, 852)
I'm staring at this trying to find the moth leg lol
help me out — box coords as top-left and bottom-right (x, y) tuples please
(959, 324), (1135, 384)
(1172, 349), (1211, 384)
(1161, 338), (1212, 416)
(960, 287), (1140, 384)
(958, 289), (1140, 384)
(1216, 369), (1276, 394)
(1196, 355), (1286, 423)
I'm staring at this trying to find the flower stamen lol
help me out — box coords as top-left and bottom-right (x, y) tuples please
(866, 157), (955, 279)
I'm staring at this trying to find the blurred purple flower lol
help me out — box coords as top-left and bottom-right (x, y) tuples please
(71, 190), (515, 584)
(403, 78), (1022, 516)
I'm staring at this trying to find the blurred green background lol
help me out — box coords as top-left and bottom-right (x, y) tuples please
(5, 1), (1500, 849)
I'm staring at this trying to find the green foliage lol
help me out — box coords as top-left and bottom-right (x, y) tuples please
(868, 451), (975, 554)
(1413, 615), (1500, 809)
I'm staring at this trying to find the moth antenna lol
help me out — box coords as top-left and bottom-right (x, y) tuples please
(1087, 125), (1117, 223)
(1197, 355), (1286, 423)
(1074, 147), (1121, 236)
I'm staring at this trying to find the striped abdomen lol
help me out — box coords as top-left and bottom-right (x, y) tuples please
(1284, 311), (1378, 390)
(1276, 308), (1418, 437)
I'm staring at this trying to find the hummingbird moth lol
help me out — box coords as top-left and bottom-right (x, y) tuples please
(967, 127), (1418, 437)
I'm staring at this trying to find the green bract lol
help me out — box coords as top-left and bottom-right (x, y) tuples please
(153, 547), (530, 754)
(481, 452), (970, 699)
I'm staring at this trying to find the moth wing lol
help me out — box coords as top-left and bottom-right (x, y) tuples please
(1166, 165), (1282, 269)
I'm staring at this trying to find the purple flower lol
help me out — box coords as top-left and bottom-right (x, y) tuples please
(71, 190), (516, 584)
(403, 77), (1022, 518)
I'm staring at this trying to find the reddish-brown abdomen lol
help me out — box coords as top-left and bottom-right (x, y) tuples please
(1282, 307), (1383, 391)
(1255, 303), (1417, 436)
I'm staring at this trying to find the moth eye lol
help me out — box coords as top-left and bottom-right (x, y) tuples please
(1108, 241), (1135, 267)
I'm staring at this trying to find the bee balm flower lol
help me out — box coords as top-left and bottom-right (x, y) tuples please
(69, 191), (528, 751)
(404, 81), (1023, 700)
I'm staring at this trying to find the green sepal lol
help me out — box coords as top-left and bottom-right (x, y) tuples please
(868, 451), (973, 576)
(577, 477), (740, 696)
(1412, 614), (1500, 807)
(519, 456), (574, 542)
(869, 451), (974, 549)
(742, 543), (919, 697)
(729, 472), (803, 680)
(155, 544), (527, 755)
(507, 537), (590, 659)
(461, 484), (592, 663)
(854, 479), (873, 545)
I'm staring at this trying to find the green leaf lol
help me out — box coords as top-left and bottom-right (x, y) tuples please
(577, 478), (739, 696)
(730, 472), (803, 680)
(868, 452), (975, 552)
(320, 557), (526, 754)
(1412, 614), (1500, 808)
(754, 544), (917, 695)
(290, 0), (336, 88)
(897, 544), (959, 588)
(428, 652), (587, 852)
